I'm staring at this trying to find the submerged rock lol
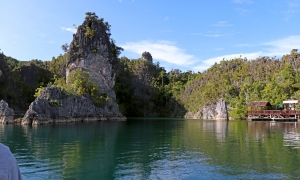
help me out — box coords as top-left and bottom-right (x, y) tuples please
(184, 98), (228, 120)
(0, 100), (15, 124)
(22, 87), (126, 125)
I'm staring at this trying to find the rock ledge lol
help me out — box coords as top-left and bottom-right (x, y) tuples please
(22, 87), (126, 125)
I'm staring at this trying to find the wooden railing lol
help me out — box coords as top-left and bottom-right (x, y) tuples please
(247, 110), (300, 117)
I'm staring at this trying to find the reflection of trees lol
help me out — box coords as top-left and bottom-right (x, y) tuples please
(183, 120), (300, 178)
(2, 120), (300, 179)
(112, 119), (185, 179)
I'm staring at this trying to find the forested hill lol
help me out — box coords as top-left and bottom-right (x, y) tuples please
(1, 48), (300, 118)
(179, 49), (300, 118)
(113, 49), (300, 118)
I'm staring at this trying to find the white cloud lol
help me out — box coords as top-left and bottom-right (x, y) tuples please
(121, 36), (300, 73)
(208, 21), (233, 27)
(204, 34), (224, 37)
(235, 8), (251, 15)
(263, 35), (300, 56)
(192, 52), (263, 72)
(190, 32), (202, 36)
(121, 40), (199, 66)
(61, 27), (77, 33)
(192, 35), (300, 72)
(232, 0), (252, 4)
(164, 16), (169, 21)
(235, 43), (256, 47)
(119, 0), (122, 2)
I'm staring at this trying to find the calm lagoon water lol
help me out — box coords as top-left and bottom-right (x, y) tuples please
(1, 118), (300, 179)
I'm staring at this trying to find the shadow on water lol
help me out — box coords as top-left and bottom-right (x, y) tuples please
(1, 120), (300, 179)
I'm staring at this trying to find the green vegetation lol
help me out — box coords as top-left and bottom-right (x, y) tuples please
(113, 49), (300, 118)
(52, 68), (108, 107)
(84, 25), (95, 38)
(177, 50), (300, 118)
(114, 57), (186, 117)
(49, 99), (63, 107)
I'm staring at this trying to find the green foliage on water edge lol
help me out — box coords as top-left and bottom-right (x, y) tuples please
(51, 68), (107, 107)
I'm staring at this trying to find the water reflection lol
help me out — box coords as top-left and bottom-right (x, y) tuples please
(1, 120), (300, 179)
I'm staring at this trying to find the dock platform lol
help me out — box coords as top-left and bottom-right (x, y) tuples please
(250, 117), (298, 122)
(247, 110), (300, 122)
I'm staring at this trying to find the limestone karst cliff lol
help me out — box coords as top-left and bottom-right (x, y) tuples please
(22, 13), (126, 124)
(65, 13), (122, 114)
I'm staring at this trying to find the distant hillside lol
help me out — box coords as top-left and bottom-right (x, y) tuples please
(178, 49), (300, 118)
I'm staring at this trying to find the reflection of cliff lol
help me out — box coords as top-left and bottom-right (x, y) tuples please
(202, 120), (228, 142)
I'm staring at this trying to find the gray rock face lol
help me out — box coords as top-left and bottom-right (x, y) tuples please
(184, 98), (228, 120)
(142, 51), (153, 62)
(0, 100), (14, 124)
(215, 98), (228, 120)
(65, 15), (122, 116)
(22, 87), (126, 125)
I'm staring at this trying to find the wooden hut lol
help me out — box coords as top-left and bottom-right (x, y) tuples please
(247, 101), (272, 111)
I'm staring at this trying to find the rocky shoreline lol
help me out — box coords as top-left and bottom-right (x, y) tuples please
(22, 87), (126, 125)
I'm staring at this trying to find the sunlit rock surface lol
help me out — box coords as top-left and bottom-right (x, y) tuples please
(0, 100), (14, 124)
(184, 98), (228, 120)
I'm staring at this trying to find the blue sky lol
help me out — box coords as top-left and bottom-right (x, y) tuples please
(1, 0), (300, 72)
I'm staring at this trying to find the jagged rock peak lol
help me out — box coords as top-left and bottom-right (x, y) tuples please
(67, 13), (113, 65)
(142, 51), (153, 62)
(63, 12), (125, 121)
(66, 13), (123, 88)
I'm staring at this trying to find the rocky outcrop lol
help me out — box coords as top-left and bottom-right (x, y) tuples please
(215, 98), (228, 120)
(184, 98), (228, 120)
(0, 100), (14, 124)
(142, 51), (153, 63)
(65, 14), (123, 119)
(22, 87), (125, 125)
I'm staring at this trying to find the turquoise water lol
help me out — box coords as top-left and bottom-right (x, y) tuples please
(1, 119), (300, 179)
